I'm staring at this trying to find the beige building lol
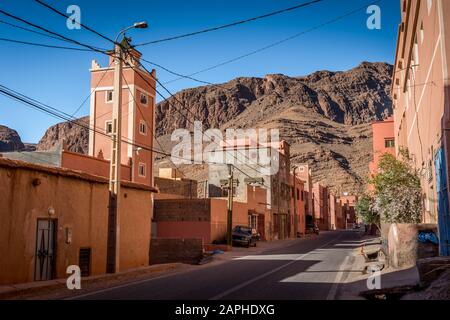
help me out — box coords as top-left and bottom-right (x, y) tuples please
(392, 0), (450, 254)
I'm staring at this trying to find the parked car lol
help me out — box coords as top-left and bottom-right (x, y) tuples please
(232, 225), (258, 248)
(306, 222), (320, 235)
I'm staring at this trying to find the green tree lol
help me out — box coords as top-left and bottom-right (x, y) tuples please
(355, 193), (379, 229)
(370, 149), (422, 224)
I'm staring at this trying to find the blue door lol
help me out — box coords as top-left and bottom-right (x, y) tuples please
(435, 148), (450, 256)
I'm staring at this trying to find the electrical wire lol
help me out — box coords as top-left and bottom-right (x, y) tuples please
(162, 0), (383, 85)
(0, 37), (94, 51)
(134, 0), (324, 46)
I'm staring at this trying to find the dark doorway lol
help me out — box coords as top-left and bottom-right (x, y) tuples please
(34, 219), (57, 281)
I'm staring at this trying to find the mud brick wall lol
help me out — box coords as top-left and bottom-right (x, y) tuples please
(154, 199), (211, 222)
(150, 238), (204, 265)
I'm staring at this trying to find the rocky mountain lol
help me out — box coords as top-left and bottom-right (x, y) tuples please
(1, 62), (393, 193)
(36, 116), (89, 154)
(0, 125), (25, 152)
(155, 62), (393, 193)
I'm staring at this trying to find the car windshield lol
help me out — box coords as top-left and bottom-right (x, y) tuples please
(234, 226), (251, 234)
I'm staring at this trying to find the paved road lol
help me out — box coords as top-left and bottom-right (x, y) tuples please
(76, 230), (361, 300)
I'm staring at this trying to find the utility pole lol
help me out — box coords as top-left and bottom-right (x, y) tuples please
(227, 164), (234, 246)
(106, 41), (123, 274)
(293, 166), (298, 237)
(105, 22), (147, 274)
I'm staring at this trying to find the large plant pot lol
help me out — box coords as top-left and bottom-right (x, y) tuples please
(381, 223), (418, 269)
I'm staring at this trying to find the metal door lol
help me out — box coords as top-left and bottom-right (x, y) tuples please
(435, 148), (450, 256)
(34, 219), (56, 281)
(258, 214), (265, 240)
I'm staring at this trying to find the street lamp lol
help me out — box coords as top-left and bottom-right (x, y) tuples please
(106, 21), (148, 274)
(114, 21), (148, 43)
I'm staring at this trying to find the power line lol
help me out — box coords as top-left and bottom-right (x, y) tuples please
(163, 0), (383, 85)
(2, 10), (272, 186)
(0, 18), (73, 42)
(71, 60), (114, 116)
(34, 0), (116, 47)
(140, 57), (231, 91)
(134, 63), (271, 184)
(0, 84), (189, 162)
(0, 37), (94, 51)
(134, 0), (324, 46)
(0, 8), (107, 55)
(121, 71), (187, 178)
(0, 18), (107, 51)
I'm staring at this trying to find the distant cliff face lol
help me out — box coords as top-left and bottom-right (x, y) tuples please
(0, 125), (25, 152)
(155, 62), (393, 193)
(4, 62), (393, 193)
(36, 116), (89, 154)
(155, 62), (393, 136)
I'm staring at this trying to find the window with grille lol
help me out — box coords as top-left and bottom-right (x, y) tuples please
(106, 90), (113, 103)
(139, 121), (147, 135)
(105, 121), (112, 134)
(385, 138), (395, 148)
(138, 163), (146, 177)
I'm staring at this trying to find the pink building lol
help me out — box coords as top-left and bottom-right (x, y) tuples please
(312, 183), (329, 231)
(290, 172), (306, 237)
(88, 49), (156, 186)
(392, 0), (450, 234)
(369, 117), (395, 177)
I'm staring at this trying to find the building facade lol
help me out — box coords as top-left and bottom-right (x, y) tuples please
(312, 183), (329, 230)
(392, 0), (450, 251)
(89, 49), (156, 186)
(369, 117), (396, 177)
(290, 172), (306, 236)
(296, 163), (313, 219)
(207, 140), (292, 240)
(0, 158), (156, 285)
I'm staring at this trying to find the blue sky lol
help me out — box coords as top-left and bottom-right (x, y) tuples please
(0, 0), (400, 143)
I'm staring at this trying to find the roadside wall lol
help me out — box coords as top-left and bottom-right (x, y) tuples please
(150, 238), (203, 265)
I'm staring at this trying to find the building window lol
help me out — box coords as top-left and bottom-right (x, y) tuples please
(385, 138), (395, 148)
(106, 90), (113, 103)
(105, 121), (112, 134)
(139, 121), (147, 135)
(413, 36), (420, 65)
(140, 93), (148, 105)
(138, 163), (146, 177)
(248, 214), (257, 230)
(420, 21), (425, 44)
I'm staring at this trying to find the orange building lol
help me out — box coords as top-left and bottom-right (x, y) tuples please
(153, 185), (271, 245)
(339, 195), (358, 229)
(88, 49), (156, 186)
(0, 158), (156, 285)
(369, 117), (396, 177)
(312, 183), (329, 231)
(290, 171), (306, 236)
(296, 163), (313, 218)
